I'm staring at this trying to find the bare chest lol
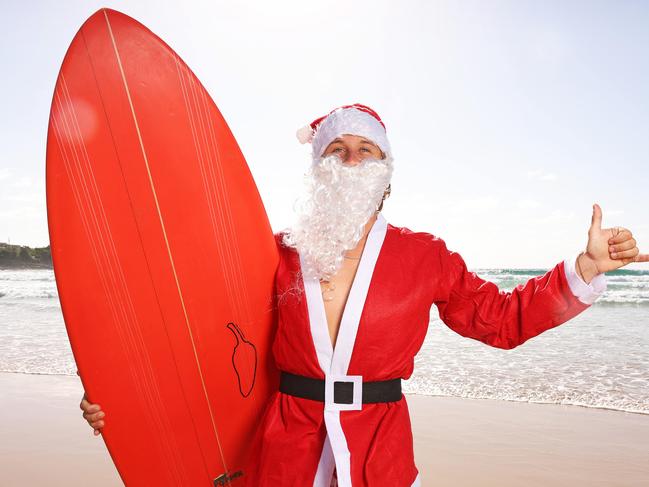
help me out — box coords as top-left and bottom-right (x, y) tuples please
(319, 258), (362, 349)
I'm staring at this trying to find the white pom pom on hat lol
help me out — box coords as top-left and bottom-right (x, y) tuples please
(295, 124), (314, 144)
(296, 103), (391, 159)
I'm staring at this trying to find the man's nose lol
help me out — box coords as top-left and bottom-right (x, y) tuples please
(343, 151), (361, 166)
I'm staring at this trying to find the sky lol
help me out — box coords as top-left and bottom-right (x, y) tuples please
(1, 0), (647, 269)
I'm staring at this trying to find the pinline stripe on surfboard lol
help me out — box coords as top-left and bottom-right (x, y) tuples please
(175, 58), (245, 326)
(176, 59), (251, 330)
(53, 73), (187, 484)
(102, 9), (230, 480)
(173, 57), (239, 319)
(197, 82), (254, 326)
(59, 49), (190, 484)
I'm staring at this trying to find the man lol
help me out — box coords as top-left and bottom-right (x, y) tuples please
(81, 103), (647, 486)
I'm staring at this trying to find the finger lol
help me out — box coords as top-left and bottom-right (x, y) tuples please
(609, 238), (636, 253)
(611, 248), (639, 260)
(80, 401), (101, 413)
(608, 229), (632, 244)
(93, 429), (101, 436)
(591, 203), (602, 231)
(634, 253), (649, 263)
(90, 420), (105, 429)
(83, 411), (105, 422)
(82, 407), (102, 418)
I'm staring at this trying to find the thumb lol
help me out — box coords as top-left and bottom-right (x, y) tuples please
(590, 203), (602, 232)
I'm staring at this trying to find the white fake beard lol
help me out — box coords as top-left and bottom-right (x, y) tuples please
(283, 154), (393, 282)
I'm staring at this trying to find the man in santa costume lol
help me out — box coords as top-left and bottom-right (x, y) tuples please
(81, 104), (647, 486)
(238, 103), (648, 486)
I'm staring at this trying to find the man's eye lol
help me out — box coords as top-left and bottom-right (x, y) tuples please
(333, 147), (344, 152)
(360, 148), (370, 152)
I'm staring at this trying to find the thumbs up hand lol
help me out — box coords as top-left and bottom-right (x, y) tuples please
(580, 203), (648, 278)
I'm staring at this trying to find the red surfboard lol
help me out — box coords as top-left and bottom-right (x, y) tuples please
(46, 8), (279, 486)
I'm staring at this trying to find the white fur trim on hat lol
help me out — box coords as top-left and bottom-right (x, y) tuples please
(311, 107), (391, 159)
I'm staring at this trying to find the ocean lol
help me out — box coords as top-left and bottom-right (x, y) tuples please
(1, 267), (648, 415)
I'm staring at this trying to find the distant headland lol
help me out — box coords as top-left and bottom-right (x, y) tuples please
(0, 242), (53, 269)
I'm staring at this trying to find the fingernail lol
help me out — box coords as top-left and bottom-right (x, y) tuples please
(99, 412), (105, 418)
(611, 252), (617, 258)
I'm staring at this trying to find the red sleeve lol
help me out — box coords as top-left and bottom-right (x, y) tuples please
(432, 238), (591, 350)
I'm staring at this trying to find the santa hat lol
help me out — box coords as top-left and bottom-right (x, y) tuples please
(296, 103), (392, 159)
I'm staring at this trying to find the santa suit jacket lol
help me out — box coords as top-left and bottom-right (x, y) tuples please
(244, 213), (607, 487)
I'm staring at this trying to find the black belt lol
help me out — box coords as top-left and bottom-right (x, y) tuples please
(279, 371), (402, 404)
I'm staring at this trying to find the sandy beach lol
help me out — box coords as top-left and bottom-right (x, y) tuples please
(408, 394), (649, 487)
(1, 372), (647, 486)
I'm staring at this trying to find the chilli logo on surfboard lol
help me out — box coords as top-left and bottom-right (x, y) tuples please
(226, 322), (258, 397)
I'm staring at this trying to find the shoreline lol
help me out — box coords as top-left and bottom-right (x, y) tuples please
(1, 372), (648, 486)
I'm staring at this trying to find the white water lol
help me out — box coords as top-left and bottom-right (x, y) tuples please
(2, 268), (648, 415)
